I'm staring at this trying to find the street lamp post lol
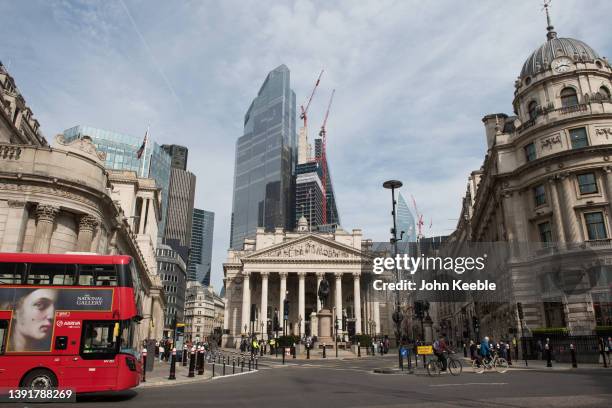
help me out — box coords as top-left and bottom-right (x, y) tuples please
(298, 315), (302, 341)
(383, 179), (404, 369)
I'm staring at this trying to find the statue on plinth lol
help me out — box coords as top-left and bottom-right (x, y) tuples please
(317, 278), (330, 311)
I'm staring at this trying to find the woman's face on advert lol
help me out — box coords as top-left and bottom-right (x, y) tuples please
(15, 289), (58, 341)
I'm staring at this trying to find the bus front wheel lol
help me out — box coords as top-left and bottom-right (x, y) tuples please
(21, 369), (58, 389)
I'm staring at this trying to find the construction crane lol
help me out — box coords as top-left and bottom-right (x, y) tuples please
(299, 70), (324, 128)
(411, 195), (425, 240)
(319, 89), (335, 225)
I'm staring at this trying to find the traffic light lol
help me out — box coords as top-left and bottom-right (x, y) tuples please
(283, 299), (289, 320)
(517, 302), (524, 320)
(472, 316), (480, 332)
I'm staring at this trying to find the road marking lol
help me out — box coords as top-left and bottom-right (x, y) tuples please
(429, 382), (508, 387)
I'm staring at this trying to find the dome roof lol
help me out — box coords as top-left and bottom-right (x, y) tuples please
(521, 34), (601, 78)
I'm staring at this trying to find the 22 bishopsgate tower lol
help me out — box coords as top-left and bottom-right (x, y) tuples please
(230, 65), (297, 249)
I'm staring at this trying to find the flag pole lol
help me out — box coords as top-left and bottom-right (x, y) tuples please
(140, 125), (150, 178)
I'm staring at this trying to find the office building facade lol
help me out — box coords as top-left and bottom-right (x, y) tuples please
(397, 193), (417, 242)
(229, 65), (297, 249)
(157, 243), (188, 337)
(188, 208), (215, 284)
(162, 144), (188, 171)
(163, 167), (196, 262)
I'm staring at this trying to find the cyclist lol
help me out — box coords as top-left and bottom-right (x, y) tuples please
(478, 336), (491, 366)
(433, 334), (449, 372)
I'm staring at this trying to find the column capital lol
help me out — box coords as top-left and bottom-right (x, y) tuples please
(352, 272), (361, 279)
(35, 204), (59, 222)
(79, 214), (100, 232)
(334, 271), (343, 279)
(242, 271), (251, 279)
(279, 272), (288, 279)
(297, 271), (307, 278)
(316, 272), (325, 278)
(260, 271), (270, 278)
(604, 165), (612, 174)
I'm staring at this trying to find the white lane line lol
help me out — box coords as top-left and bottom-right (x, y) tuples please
(429, 382), (508, 387)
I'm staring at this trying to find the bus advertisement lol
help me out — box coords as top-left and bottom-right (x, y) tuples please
(0, 253), (142, 393)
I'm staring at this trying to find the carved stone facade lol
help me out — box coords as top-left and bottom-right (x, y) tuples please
(438, 22), (612, 344)
(222, 223), (381, 349)
(0, 134), (166, 344)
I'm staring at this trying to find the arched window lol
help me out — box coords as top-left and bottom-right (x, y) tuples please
(560, 87), (578, 107)
(599, 86), (611, 100)
(528, 101), (538, 120)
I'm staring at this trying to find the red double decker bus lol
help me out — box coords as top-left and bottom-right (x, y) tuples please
(0, 253), (142, 393)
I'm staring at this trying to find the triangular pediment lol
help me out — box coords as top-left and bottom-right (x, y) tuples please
(243, 234), (366, 262)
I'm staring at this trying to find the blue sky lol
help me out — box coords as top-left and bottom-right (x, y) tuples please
(2, 0), (611, 291)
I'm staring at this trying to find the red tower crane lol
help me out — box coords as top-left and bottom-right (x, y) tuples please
(300, 70), (324, 128)
(319, 89), (335, 225)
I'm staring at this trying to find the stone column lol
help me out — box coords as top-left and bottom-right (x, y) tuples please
(223, 277), (231, 333)
(353, 272), (362, 335)
(77, 215), (99, 252)
(548, 177), (566, 242)
(298, 272), (306, 336)
(334, 272), (343, 330)
(260, 272), (269, 339)
(316, 272), (324, 311)
(241, 271), (251, 335)
(279, 272), (288, 322)
(558, 173), (581, 242)
(0, 200), (28, 252)
(373, 301), (381, 335)
(602, 166), (612, 223)
(32, 204), (60, 253)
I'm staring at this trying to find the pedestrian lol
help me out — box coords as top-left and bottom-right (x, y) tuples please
(469, 340), (476, 360)
(506, 341), (512, 365)
(537, 339), (543, 360)
(607, 337), (611, 361)
(159, 343), (165, 362)
(383, 336), (390, 354)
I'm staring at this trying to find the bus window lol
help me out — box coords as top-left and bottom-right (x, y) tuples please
(28, 264), (76, 285)
(0, 263), (25, 284)
(0, 321), (7, 354)
(78, 265), (117, 286)
(81, 321), (118, 358)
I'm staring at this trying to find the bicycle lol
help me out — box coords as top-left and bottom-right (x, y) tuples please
(426, 351), (463, 376)
(471, 352), (509, 374)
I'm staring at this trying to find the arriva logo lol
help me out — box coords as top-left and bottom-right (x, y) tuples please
(57, 320), (81, 328)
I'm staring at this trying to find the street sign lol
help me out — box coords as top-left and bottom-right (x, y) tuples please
(417, 345), (433, 355)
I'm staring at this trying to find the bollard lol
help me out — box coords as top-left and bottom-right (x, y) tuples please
(233, 357), (236, 374)
(182, 348), (188, 367)
(188, 347), (196, 377)
(223, 360), (226, 376)
(168, 348), (177, 380)
(545, 343), (552, 367)
(142, 348), (147, 382)
(255, 356), (258, 370)
(212, 361), (215, 377)
(241, 356), (244, 372)
(323, 343), (326, 359)
(570, 343), (577, 368)
(358, 342), (361, 357)
(282, 349), (285, 364)
(249, 357), (252, 371)
(463, 343), (467, 358)
(307, 346), (310, 359)
(198, 347), (205, 375)
(260, 345), (264, 357)
(293, 343), (296, 359)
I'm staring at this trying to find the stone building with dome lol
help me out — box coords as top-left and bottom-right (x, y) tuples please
(437, 12), (612, 346)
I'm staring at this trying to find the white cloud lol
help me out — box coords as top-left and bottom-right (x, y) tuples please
(2, 0), (612, 291)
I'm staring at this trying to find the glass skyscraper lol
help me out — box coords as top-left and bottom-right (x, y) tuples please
(189, 209), (214, 284)
(230, 65), (297, 249)
(63, 125), (172, 237)
(397, 193), (417, 242)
